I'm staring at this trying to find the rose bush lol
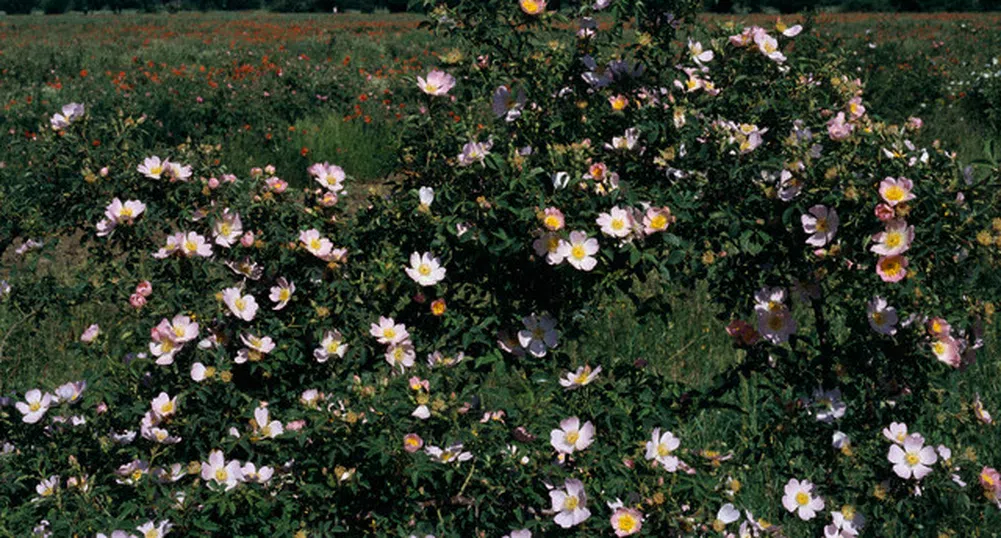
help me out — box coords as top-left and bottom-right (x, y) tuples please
(3, 1), (1001, 537)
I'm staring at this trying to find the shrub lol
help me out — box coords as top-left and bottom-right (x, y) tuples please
(2, 2), (1001, 538)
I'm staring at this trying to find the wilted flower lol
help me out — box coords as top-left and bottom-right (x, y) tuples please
(418, 186), (434, 207)
(827, 112), (853, 140)
(80, 323), (100, 343)
(269, 277), (295, 310)
(811, 387), (847, 423)
(253, 406), (284, 439)
(457, 139), (492, 167)
(492, 85), (526, 122)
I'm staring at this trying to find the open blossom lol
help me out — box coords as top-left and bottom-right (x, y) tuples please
(870, 220), (914, 256)
(550, 417), (595, 454)
(16, 389), (53, 424)
(50, 102), (85, 129)
(135, 520), (172, 538)
(754, 287), (797, 344)
(812, 387), (847, 423)
(533, 232), (565, 265)
(200, 450), (243, 491)
(314, 330), (347, 362)
(879, 177), (916, 206)
(559, 365), (601, 389)
(801, 205), (839, 247)
(643, 206), (674, 234)
(558, 231), (599, 271)
(403, 433), (424, 453)
(980, 467), (1001, 502)
(876, 255), (908, 283)
(178, 232), (212, 258)
(386, 341), (416, 372)
(541, 207), (565, 231)
(299, 229), (334, 260)
(235, 333), (275, 363)
(754, 31), (786, 62)
(825, 507), (865, 538)
(930, 336), (961, 367)
(212, 210), (243, 248)
(883, 422), (909, 444)
(550, 479), (590, 528)
(222, 287), (258, 321)
(866, 296), (899, 335)
(607, 127), (640, 152)
(308, 162), (346, 193)
(150, 392), (177, 420)
(848, 96), (866, 119)
(645, 428), (681, 471)
(417, 69), (455, 96)
(518, 313), (559, 357)
(97, 198), (146, 237)
(597, 207), (634, 239)
(269, 277), (295, 310)
(405, 252), (446, 286)
(425, 444), (473, 464)
(492, 85), (526, 122)
(240, 463), (274, 484)
(165, 161), (192, 182)
(457, 139), (491, 167)
(610, 506), (643, 537)
(782, 478), (824, 520)
(137, 156), (168, 179)
(519, 0), (545, 14)
(827, 112), (854, 140)
(35, 475), (59, 500)
(253, 406), (284, 439)
(688, 39), (713, 64)
(888, 434), (937, 479)
(54, 381), (86, 404)
(370, 317), (409, 345)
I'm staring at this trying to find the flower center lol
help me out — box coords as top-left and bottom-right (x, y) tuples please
(795, 492), (810, 506)
(309, 239), (321, 250)
(905, 452), (920, 466)
(418, 264), (431, 276)
(215, 468), (228, 481)
(161, 402), (174, 414)
(618, 514), (637, 531)
(326, 341), (340, 353)
(565, 431), (580, 445)
(611, 219), (625, 231)
(279, 289), (291, 301)
(563, 495), (579, 511)
(543, 215), (562, 230)
(220, 223), (231, 236)
(650, 215), (667, 230)
(235, 298), (246, 310)
(29, 402), (41, 412)
(657, 443), (672, 457)
(872, 312), (884, 325)
(183, 240), (197, 252)
(571, 245), (586, 259)
(885, 185), (905, 202)
(121, 207), (134, 218)
(885, 232), (902, 248)
(150, 165), (163, 176)
(814, 218), (828, 233)
(384, 328), (396, 339)
(145, 530), (160, 538)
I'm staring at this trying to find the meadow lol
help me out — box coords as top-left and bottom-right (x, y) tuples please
(1, 5), (1001, 537)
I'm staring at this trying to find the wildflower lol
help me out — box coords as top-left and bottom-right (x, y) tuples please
(370, 317), (409, 345)
(417, 70), (455, 96)
(16, 389), (53, 424)
(540, 207), (565, 231)
(418, 186), (434, 207)
(533, 232), (565, 265)
(754, 31), (786, 63)
(827, 112), (853, 140)
(492, 85), (526, 122)
(80, 323), (100, 343)
(136, 520), (172, 538)
(34, 476), (59, 501)
(240, 463), (274, 484)
(50, 103), (85, 130)
(558, 231), (599, 271)
(713, 503), (740, 532)
(782, 478), (824, 520)
(165, 161), (192, 182)
(253, 407), (284, 439)
(425, 443), (472, 464)
(755, 290), (797, 345)
(550, 479), (590, 528)
(403, 433), (424, 453)
(866, 297), (899, 335)
(607, 127), (640, 152)
(776, 20), (803, 37)
(597, 207), (634, 239)
(882, 422), (909, 445)
(502, 531), (531, 538)
(430, 298), (447, 316)
(550, 417), (595, 454)
(875, 255), (908, 283)
(308, 162), (346, 193)
(645, 428), (681, 471)
(97, 198), (146, 237)
(519, 0), (546, 15)
(235, 333), (275, 363)
(53, 381), (86, 404)
(179, 232), (212, 258)
(269, 277), (295, 310)
(151, 392), (177, 420)
(137, 156), (167, 179)
(299, 229), (334, 260)
(405, 252), (446, 286)
(870, 220), (914, 256)
(190, 363), (213, 382)
(643, 206), (675, 234)
(457, 139), (491, 167)
(973, 394), (993, 425)
(825, 507), (864, 538)
(927, 317), (951, 338)
(222, 287), (258, 321)
(611, 506), (644, 536)
(801, 205), (839, 247)
(888, 434), (937, 479)
(212, 210), (243, 248)
(609, 94), (629, 111)
(811, 387), (847, 423)
(980, 467), (1001, 502)
(930, 336), (961, 367)
(879, 177), (916, 206)
(688, 40), (714, 64)
(847, 96), (866, 119)
(517, 313), (559, 357)
(386, 342), (416, 372)
(559, 365), (601, 389)
(314, 330), (347, 362)
(200, 450), (243, 491)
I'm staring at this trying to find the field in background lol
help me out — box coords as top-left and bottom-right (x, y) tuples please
(1, 11), (999, 393)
